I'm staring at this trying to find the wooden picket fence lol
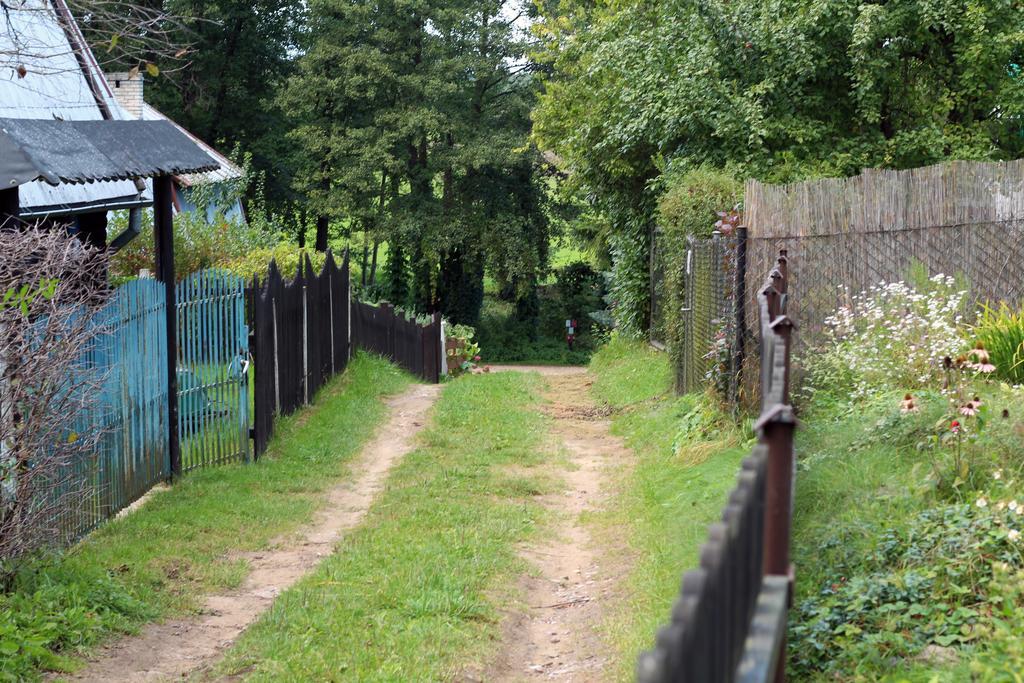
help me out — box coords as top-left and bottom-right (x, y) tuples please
(637, 250), (796, 683)
(249, 253), (351, 459)
(351, 301), (442, 384)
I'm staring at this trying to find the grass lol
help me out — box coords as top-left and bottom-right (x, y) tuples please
(1, 353), (409, 680)
(212, 370), (555, 681)
(588, 336), (750, 681)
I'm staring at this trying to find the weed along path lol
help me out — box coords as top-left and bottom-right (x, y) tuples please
(486, 365), (630, 682)
(66, 383), (441, 683)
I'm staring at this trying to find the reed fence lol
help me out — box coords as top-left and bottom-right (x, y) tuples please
(637, 249), (796, 683)
(744, 160), (1024, 365)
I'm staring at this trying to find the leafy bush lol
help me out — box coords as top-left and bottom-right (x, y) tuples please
(654, 166), (742, 394)
(476, 262), (609, 364)
(0, 559), (151, 680)
(972, 302), (1024, 385)
(791, 498), (1024, 677)
(656, 165), (742, 240)
(220, 244), (327, 281)
(110, 210), (278, 281)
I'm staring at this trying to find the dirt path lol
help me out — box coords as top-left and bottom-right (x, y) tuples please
(65, 383), (441, 683)
(484, 366), (630, 682)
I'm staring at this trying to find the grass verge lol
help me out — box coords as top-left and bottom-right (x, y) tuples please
(588, 336), (750, 681)
(212, 370), (552, 681)
(1, 353), (409, 681)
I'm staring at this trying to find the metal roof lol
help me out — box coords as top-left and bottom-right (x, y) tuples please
(0, 0), (148, 213)
(0, 118), (219, 188)
(141, 104), (244, 187)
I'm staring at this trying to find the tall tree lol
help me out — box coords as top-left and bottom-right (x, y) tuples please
(533, 0), (1024, 335)
(145, 0), (307, 210)
(288, 0), (550, 318)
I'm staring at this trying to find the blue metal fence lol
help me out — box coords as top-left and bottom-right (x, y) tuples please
(65, 279), (169, 541)
(176, 270), (250, 470)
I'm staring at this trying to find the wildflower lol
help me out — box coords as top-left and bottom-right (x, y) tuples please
(960, 403), (978, 417)
(969, 342), (991, 364)
(473, 355), (481, 362)
(1003, 409), (1011, 419)
(977, 496), (989, 508)
(1009, 529), (1021, 542)
(900, 394), (919, 414)
(1010, 501), (1020, 513)
(951, 420), (961, 434)
(997, 501), (1007, 511)
(994, 469), (1003, 481)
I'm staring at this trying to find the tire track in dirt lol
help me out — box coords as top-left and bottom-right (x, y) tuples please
(482, 366), (631, 682)
(64, 383), (441, 683)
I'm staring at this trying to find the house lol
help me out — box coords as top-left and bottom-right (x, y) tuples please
(0, 0), (244, 246)
(106, 71), (247, 224)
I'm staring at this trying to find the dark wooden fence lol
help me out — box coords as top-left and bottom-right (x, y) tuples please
(351, 300), (442, 384)
(637, 249), (796, 683)
(249, 252), (351, 459)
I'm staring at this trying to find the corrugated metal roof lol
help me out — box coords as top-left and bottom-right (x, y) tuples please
(0, 118), (220, 186)
(0, 0), (145, 213)
(141, 104), (244, 187)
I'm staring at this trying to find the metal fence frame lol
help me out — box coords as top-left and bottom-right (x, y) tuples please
(638, 250), (796, 683)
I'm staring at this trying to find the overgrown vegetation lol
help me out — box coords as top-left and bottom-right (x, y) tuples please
(213, 370), (553, 680)
(532, 0), (1024, 336)
(0, 354), (407, 680)
(476, 260), (610, 364)
(0, 230), (110, 570)
(790, 275), (1024, 679)
(588, 337), (750, 680)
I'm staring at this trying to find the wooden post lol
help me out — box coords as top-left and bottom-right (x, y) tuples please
(153, 176), (180, 479)
(0, 186), (19, 230)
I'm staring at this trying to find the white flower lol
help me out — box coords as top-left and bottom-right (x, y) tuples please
(1010, 500), (1020, 513)
(977, 497), (989, 508)
(1009, 529), (1021, 542)
(994, 470), (1003, 480)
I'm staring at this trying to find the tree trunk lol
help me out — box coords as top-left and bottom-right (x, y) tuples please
(369, 239), (380, 285)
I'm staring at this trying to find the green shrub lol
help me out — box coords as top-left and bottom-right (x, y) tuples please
(656, 165), (742, 239)
(220, 244), (327, 281)
(972, 302), (1024, 385)
(0, 558), (152, 680)
(110, 210), (278, 281)
(655, 166), (741, 393)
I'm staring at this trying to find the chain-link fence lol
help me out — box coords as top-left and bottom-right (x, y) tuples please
(654, 159), (1024, 406)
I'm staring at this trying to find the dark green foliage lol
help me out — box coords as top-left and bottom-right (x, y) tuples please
(287, 1), (552, 314)
(791, 503), (1022, 677)
(477, 262), (609, 364)
(144, 0), (307, 211)
(550, 262), (604, 337)
(533, 0), (1024, 334)
(385, 243), (409, 308)
(438, 249), (485, 326)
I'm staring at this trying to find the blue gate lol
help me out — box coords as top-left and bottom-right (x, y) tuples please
(176, 270), (250, 470)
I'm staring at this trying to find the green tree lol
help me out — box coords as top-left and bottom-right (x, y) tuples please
(533, 0), (1024, 334)
(288, 0), (551, 320)
(145, 0), (307, 211)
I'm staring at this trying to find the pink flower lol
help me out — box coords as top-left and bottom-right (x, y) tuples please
(473, 355), (481, 362)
